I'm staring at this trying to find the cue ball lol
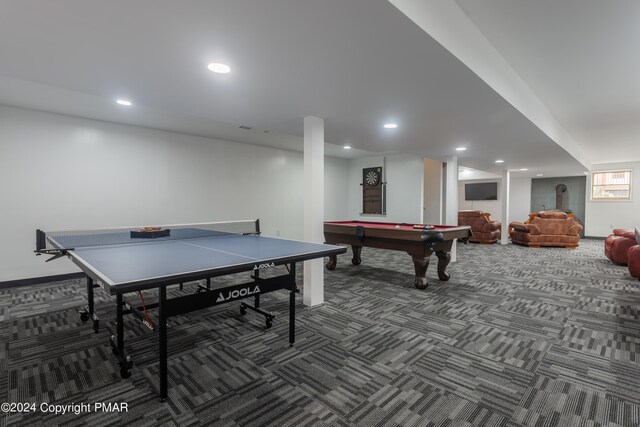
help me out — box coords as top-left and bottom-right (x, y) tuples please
(395, 225), (400, 228)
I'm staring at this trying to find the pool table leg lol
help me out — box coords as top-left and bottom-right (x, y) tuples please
(435, 250), (451, 281)
(351, 246), (362, 265)
(411, 256), (430, 289)
(326, 254), (337, 270)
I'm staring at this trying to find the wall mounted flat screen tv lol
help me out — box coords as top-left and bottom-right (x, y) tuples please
(465, 182), (498, 200)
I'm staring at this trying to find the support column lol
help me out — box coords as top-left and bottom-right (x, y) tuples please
(303, 116), (324, 306)
(500, 170), (510, 244)
(444, 156), (458, 262)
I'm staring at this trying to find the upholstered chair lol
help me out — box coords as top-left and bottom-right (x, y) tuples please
(604, 229), (637, 266)
(628, 245), (640, 280)
(509, 211), (582, 248)
(625, 228), (640, 279)
(458, 210), (501, 244)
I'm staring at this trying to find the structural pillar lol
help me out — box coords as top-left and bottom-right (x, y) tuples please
(500, 170), (510, 244)
(444, 156), (458, 262)
(303, 116), (325, 306)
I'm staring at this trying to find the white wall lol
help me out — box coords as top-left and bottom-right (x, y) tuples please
(585, 162), (640, 237)
(324, 156), (349, 222)
(423, 158), (442, 224)
(0, 105), (349, 281)
(457, 177), (531, 224)
(346, 154), (424, 223)
(458, 168), (500, 181)
(508, 178), (532, 224)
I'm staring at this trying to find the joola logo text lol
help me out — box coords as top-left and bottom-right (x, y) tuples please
(216, 286), (260, 302)
(253, 262), (275, 270)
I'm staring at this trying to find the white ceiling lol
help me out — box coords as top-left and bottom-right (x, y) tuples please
(0, 0), (630, 177)
(454, 0), (640, 165)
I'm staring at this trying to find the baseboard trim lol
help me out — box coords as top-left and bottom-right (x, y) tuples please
(584, 236), (606, 240)
(0, 272), (84, 289)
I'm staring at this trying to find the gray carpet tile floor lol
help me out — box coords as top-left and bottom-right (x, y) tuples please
(1, 239), (640, 426)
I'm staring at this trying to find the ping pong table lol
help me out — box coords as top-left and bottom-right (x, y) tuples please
(35, 220), (345, 399)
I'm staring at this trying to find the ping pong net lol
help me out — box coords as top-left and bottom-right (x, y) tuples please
(35, 219), (260, 254)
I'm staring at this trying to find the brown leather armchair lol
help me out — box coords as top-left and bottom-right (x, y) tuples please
(509, 211), (582, 248)
(458, 210), (501, 244)
(628, 229), (640, 279)
(605, 229), (637, 265)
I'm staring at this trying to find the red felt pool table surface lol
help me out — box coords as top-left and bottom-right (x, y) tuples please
(323, 220), (472, 289)
(325, 221), (464, 231)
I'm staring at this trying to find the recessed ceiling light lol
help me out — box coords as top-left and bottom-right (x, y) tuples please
(116, 99), (132, 106)
(520, 168), (528, 171)
(536, 173), (544, 176)
(343, 145), (351, 149)
(455, 147), (467, 151)
(207, 62), (231, 74)
(383, 123), (398, 129)
(495, 159), (504, 163)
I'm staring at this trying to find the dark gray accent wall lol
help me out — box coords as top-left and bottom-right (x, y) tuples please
(531, 176), (586, 236)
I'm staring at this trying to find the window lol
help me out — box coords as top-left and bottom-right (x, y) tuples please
(591, 170), (632, 200)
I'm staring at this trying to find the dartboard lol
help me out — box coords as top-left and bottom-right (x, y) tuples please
(365, 169), (380, 186)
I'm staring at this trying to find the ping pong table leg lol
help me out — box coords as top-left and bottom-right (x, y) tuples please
(159, 286), (168, 400)
(79, 277), (100, 333)
(86, 277), (94, 320)
(116, 294), (124, 352)
(109, 293), (133, 379)
(289, 262), (295, 346)
(254, 270), (260, 309)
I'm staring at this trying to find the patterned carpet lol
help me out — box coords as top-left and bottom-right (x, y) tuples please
(1, 239), (640, 426)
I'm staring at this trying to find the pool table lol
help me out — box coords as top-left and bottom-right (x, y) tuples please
(324, 220), (472, 289)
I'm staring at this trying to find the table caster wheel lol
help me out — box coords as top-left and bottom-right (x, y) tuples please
(120, 368), (131, 379)
(80, 312), (89, 322)
(240, 306), (247, 316)
(265, 318), (272, 329)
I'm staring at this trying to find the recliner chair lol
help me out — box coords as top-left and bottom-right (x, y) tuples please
(626, 228), (640, 280)
(604, 229), (637, 266)
(628, 246), (640, 279)
(458, 210), (501, 244)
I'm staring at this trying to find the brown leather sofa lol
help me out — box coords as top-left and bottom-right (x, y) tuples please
(458, 210), (501, 244)
(604, 229), (637, 266)
(509, 211), (583, 248)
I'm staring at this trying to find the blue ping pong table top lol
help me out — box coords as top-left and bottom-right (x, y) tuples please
(49, 229), (344, 293)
